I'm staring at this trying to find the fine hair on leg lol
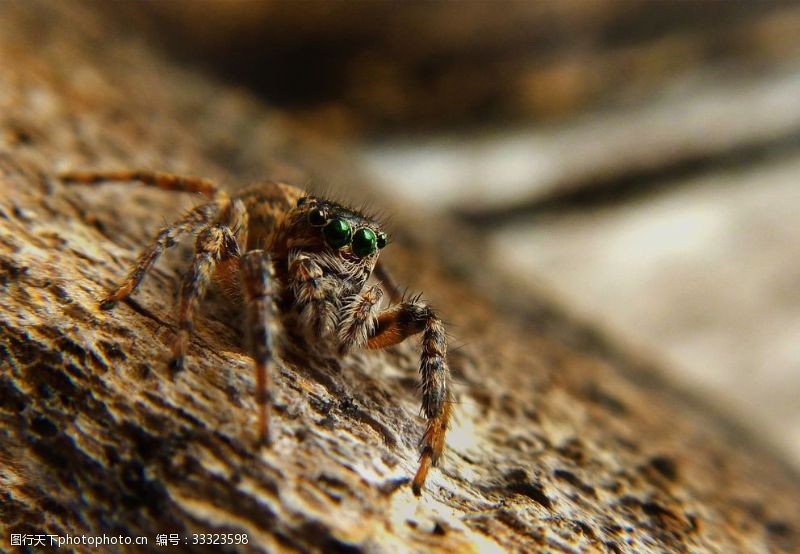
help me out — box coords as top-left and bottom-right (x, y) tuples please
(60, 169), (219, 197)
(170, 225), (240, 371)
(337, 284), (383, 354)
(100, 201), (223, 310)
(239, 250), (277, 445)
(366, 298), (452, 495)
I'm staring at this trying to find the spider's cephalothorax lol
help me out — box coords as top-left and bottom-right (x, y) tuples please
(61, 170), (452, 496)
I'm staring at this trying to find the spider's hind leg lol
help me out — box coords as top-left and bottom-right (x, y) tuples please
(61, 169), (218, 197)
(61, 170), (229, 309)
(98, 200), (224, 310)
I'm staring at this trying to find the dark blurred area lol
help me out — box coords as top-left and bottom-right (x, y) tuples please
(127, 1), (800, 137)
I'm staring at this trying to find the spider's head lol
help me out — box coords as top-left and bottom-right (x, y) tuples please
(286, 195), (387, 273)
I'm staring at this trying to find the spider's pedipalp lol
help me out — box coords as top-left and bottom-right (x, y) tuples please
(240, 249), (277, 445)
(289, 252), (341, 340)
(337, 284), (383, 354)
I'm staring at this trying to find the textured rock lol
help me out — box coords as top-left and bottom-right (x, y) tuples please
(1, 2), (798, 553)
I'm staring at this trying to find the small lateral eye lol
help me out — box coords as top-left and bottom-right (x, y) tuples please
(323, 218), (352, 248)
(296, 196), (308, 207)
(352, 228), (378, 257)
(376, 231), (387, 249)
(308, 208), (326, 226)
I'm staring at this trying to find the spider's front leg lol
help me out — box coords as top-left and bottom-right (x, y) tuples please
(367, 298), (452, 496)
(239, 250), (277, 446)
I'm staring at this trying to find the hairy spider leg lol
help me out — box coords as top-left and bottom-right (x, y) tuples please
(61, 171), (228, 308)
(170, 224), (241, 372)
(239, 251), (277, 445)
(60, 169), (218, 197)
(367, 300), (452, 496)
(107, 202), (224, 309)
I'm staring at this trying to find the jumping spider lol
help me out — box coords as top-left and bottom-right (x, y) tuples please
(61, 170), (451, 496)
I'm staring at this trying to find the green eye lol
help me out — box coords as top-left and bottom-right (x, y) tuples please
(352, 228), (377, 257)
(323, 218), (351, 249)
(376, 232), (387, 249)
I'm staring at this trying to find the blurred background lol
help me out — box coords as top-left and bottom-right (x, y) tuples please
(119, 1), (800, 468)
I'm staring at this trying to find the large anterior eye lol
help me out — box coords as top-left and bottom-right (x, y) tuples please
(352, 228), (377, 257)
(323, 218), (352, 248)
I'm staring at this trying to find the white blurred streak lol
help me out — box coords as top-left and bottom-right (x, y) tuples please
(361, 64), (800, 210)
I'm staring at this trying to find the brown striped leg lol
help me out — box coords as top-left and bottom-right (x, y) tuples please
(60, 169), (219, 198)
(97, 201), (223, 310)
(366, 300), (452, 495)
(169, 225), (240, 372)
(337, 284), (383, 355)
(239, 250), (277, 446)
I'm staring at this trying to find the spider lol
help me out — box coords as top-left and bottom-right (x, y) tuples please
(61, 170), (451, 496)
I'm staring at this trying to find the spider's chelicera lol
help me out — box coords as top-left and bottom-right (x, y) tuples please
(61, 170), (451, 496)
